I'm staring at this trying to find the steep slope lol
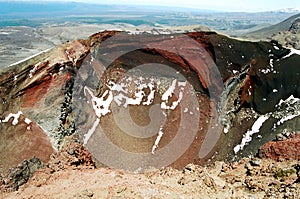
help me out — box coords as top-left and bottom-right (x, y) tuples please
(246, 13), (300, 39)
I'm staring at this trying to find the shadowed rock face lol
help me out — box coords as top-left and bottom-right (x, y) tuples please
(0, 31), (299, 172)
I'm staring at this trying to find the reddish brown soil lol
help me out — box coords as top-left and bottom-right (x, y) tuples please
(259, 135), (300, 161)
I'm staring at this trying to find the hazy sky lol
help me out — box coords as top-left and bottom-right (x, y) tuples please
(5, 0), (300, 12)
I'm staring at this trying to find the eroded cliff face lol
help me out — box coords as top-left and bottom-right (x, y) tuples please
(0, 31), (299, 174)
(0, 38), (91, 174)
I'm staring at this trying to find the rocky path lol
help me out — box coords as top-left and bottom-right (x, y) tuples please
(1, 157), (299, 199)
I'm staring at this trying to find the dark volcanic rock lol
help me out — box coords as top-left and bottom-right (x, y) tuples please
(1, 157), (43, 191)
(289, 18), (300, 33)
(0, 31), (300, 172)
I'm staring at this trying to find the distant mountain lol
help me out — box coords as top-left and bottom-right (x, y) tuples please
(272, 8), (300, 13)
(245, 13), (300, 39)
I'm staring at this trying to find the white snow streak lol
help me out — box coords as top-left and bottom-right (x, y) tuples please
(83, 76), (188, 151)
(277, 111), (300, 126)
(283, 48), (300, 59)
(1, 111), (23, 125)
(151, 127), (164, 154)
(277, 95), (300, 107)
(83, 118), (100, 145)
(234, 115), (269, 153)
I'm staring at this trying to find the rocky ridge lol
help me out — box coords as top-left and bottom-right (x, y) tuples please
(271, 16), (300, 49)
(1, 156), (299, 198)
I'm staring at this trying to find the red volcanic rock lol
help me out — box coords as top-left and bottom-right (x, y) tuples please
(0, 113), (54, 175)
(0, 38), (91, 176)
(259, 135), (300, 161)
(48, 142), (96, 171)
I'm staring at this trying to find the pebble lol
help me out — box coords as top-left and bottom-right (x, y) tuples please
(275, 130), (297, 141)
(250, 158), (262, 166)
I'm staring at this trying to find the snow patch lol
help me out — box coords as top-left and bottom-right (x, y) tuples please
(24, 118), (32, 130)
(161, 80), (186, 110)
(108, 77), (156, 108)
(151, 127), (164, 154)
(29, 62), (40, 78)
(83, 118), (100, 145)
(83, 75), (188, 148)
(233, 70), (239, 74)
(234, 115), (269, 153)
(224, 126), (229, 134)
(283, 48), (300, 59)
(277, 95), (300, 107)
(161, 79), (177, 101)
(24, 118), (32, 125)
(1, 111), (23, 125)
(260, 57), (278, 74)
(276, 111), (300, 126)
(84, 87), (113, 118)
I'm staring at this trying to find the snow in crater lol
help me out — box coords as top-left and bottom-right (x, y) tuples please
(143, 82), (156, 105)
(233, 70), (239, 74)
(234, 115), (270, 154)
(84, 87), (113, 118)
(277, 111), (300, 126)
(83, 118), (100, 145)
(108, 77), (156, 108)
(24, 118), (32, 130)
(277, 95), (300, 107)
(161, 80), (186, 110)
(283, 48), (300, 59)
(161, 79), (177, 101)
(83, 75), (189, 149)
(272, 94), (300, 128)
(151, 126), (164, 154)
(1, 111), (23, 125)
(83, 87), (114, 145)
(24, 118), (32, 125)
(260, 56), (278, 74)
(223, 126), (229, 134)
(233, 94), (300, 154)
